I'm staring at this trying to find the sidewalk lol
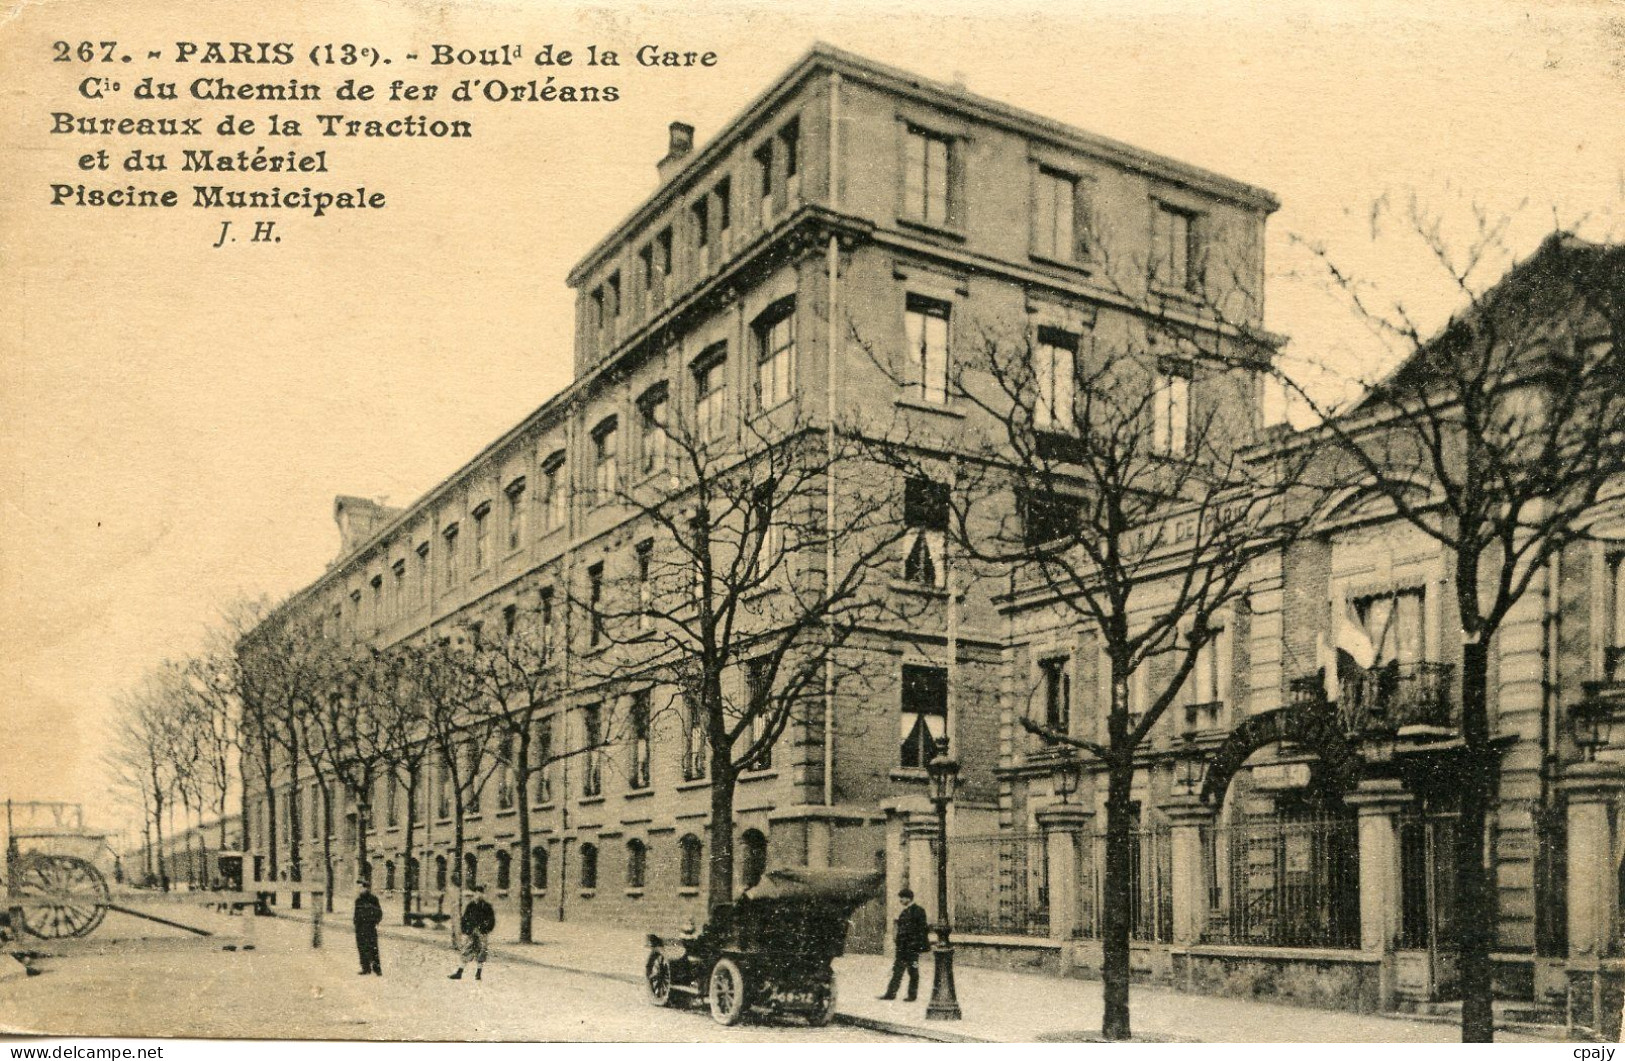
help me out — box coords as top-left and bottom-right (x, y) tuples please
(322, 910), (1566, 1043)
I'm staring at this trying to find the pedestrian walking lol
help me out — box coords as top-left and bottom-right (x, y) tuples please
(352, 879), (383, 976)
(448, 885), (496, 981)
(877, 887), (930, 1002)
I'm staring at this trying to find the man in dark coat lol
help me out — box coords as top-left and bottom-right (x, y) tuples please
(352, 879), (383, 976)
(878, 887), (931, 1001)
(448, 885), (497, 981)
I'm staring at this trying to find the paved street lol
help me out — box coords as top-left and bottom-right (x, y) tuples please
(0, 909), (906, 1042)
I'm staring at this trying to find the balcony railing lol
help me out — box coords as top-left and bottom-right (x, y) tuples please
(1338, 661), (1456, 733)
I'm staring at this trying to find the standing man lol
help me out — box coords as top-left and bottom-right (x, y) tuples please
(878, 887), (929, 1001)
(448, 884), (496, 981)
(352, 878), (383, 976)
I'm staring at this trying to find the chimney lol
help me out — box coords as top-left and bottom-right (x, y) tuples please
(657, 121), (695, 183)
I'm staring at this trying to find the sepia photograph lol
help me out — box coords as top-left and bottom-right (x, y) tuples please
(1, 0), (1622, 1047)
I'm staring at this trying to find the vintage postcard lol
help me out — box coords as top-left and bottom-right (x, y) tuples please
(1, 0), (1622, 1047)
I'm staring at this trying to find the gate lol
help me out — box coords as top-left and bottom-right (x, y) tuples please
(942, 833), (1048, 937)
(1397, 813), (1459, 998)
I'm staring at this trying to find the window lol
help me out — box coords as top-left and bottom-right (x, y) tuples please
(1040, 656), (1071, 733)
(902, 477), (949, 587)
(384, 860), (395, 891)
(591, 286), (605, 331)
(629, 689), (652, 790)
(442, 523), (460, 586)
(1152, 367), (1191, 456)
(900, 664), (947, 768)
(692, 196), (710, 250)
(1022, 490), (1078, 546)
(904, 295), (951, 405)
(472, 503), (490, 570)
(385, 774), (399, 828)
(463, 852), (477, 889)
(638, 385), (668, 475)
(780, 117), (800, 197)
(745, 658), (774, 770)
(657, 228), (673, 280)
(579, 843), (598, 890)
(505, 478), (526, 551)
(1035, 327), (1079, 432)
(746, 480), (782, 580)
(541, 451), (567, 532)
(1190, 623), (1233, 707)
(435, 756), (451, 820)
(694, 344), (729, 443)
(435, 855), (447, 891)
(903, 124), (954, 227)
(496, 735), (514, 811)
(754, 299), (797, 409)
(740, 830), (767, 890)
(626, 839), (647, 890)
(533, 847), (549, 891)
(533, 715), (554, 804)
(608, 271), (622, 318)
(638, 243), (654, 293)
(582, 703), (603, 796)
(682, 692), (707, 781)
(680, 834), (703, 889)
(1034, 166), (1086, 262)
(1152, 203), (1201, 293)
(587, 563), (605, 648)
(635, 540), (653, 627)
(495, 849), (512, 892)
(502, 603), (517, 636)
(415, 542), (429, 601)
(716, 177), (731, 232)
(754, 140), (774, 222)
(592, 418), (619, 501)
(539, 586), (555, 661)
(391, 559), (406, 618)
(370, 574), (383, 626)
(463, 742), (482, 815)
(1353, 588), (1426, 667)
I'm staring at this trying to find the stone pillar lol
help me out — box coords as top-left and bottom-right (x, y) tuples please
(904, 811), (941, 924)
(1164, 797), (1217, 947)
(1346, 777), (1413, 1010)
(1037, 804), (1093, 942)
(1561, 762), (1625, 1034)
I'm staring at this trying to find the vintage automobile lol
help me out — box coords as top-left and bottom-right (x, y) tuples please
(644, 866), (883, 1026)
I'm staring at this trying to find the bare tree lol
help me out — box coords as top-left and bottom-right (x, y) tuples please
(1277, 209), (1625, 1041)
(308, 643), (400, 893)
(579, 404), (918, 908)
(376, 645), (436, 925)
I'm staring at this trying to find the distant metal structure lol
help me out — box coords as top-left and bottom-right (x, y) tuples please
(4, 800), (113, 939)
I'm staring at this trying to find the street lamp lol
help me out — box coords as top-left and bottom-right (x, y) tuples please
(1055, 749), (1080, 804)
(925, 738), (962, 1021)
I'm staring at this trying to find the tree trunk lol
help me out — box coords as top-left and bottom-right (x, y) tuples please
(356, 783), (371, 891)
(319, 782), (336, 912)
(1101, 753), (1135, 1042)
(706, 766), (738, 910)
(515, 730), (534, 944)
(451, 798), (467, 948)
(152, 793), (169, 891)
(401, 770), (419, 925)
(258, 745), (280, 884)
(1456, 637), (1496, 1043)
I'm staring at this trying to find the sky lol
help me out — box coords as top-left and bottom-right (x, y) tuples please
(1, 0), (1621, 844)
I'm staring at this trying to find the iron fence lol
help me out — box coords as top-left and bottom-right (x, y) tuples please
(940, 832), (1049, 938)
(1074, 828), (1172, 943)
(1200, 813), (1361, 949)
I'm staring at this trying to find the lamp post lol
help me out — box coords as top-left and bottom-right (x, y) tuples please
(925, 738), (962, 1021)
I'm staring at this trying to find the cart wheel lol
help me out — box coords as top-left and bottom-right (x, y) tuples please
(810, 972), (838, 1027)
(709, 958), (748, 1026)
(646, 952), (677, 1007)
(15, 854), (109, 940)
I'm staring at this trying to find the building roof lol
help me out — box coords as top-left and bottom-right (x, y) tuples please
(566, 43), (1280, 288)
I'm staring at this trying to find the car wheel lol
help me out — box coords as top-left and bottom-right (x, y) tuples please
(810, 972), (838, 1027)
(646, 952), (676, 1007)
(709, 958), (748, 1026)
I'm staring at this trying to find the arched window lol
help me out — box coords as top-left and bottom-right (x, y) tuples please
(435, 855), (448, 891)
(580, 843), (599, 890)
(533, 847), (549, 891)
(680, 834), (703, 889)
(384, 860), (396, 891)
(406, 856), (420, 893)
(627, 839), (647, 890)
(464, 852), (478, 889)
(740, 829), (767, 890)
(495, 850), (512, 892)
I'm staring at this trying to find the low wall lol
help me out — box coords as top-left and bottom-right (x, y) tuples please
(1174, 945), (1383, 1012)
